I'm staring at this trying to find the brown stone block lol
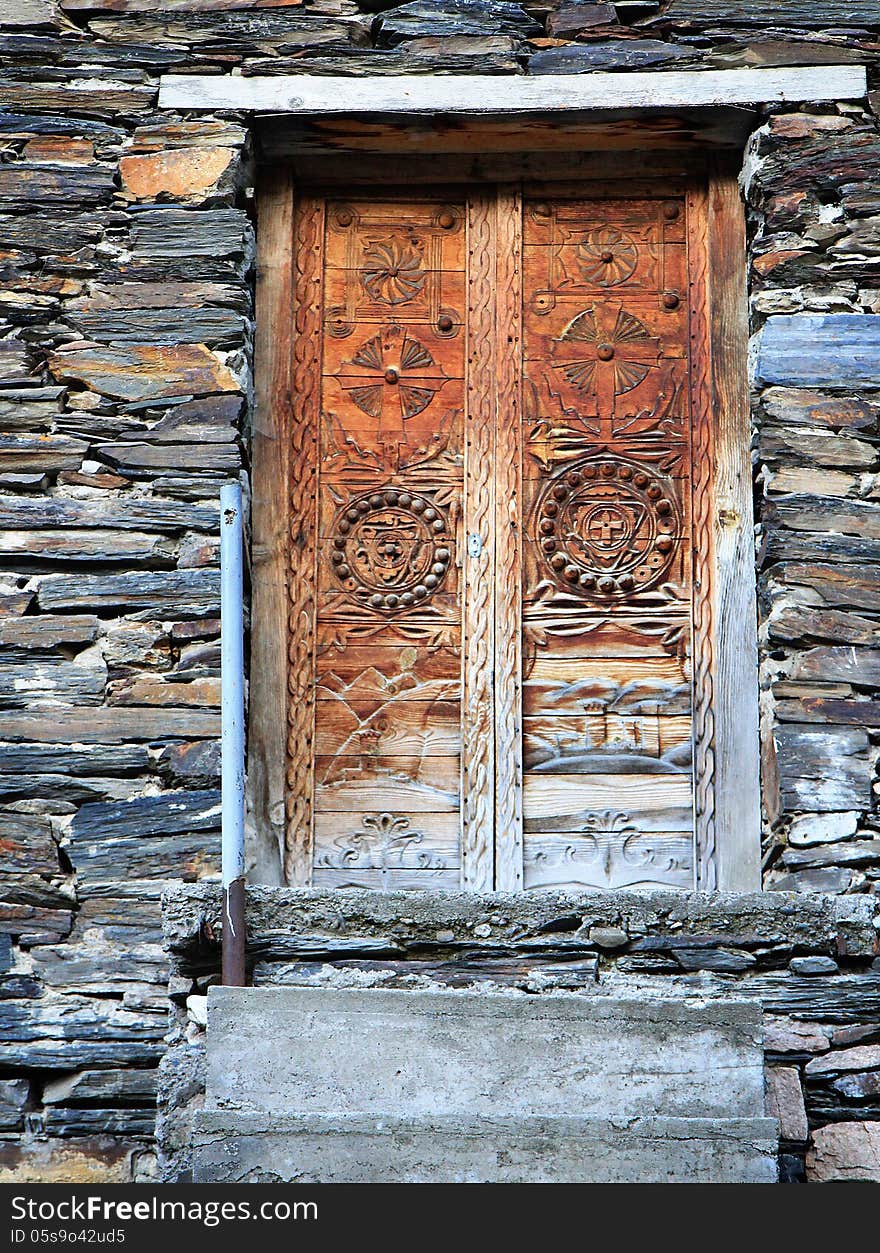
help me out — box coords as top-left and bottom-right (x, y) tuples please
(22, 137), (95, 164)
(807, 1121), (880, 1183)
(0, 1138), (146, 1184)
(48, 344), (239, 403)
(119, 147), (238, 204)
(765, 1066), (808, 1143)
(805, 1044), (880, 1078)
(108, 675), (221, 708)
(764, 1017), (831, 1056)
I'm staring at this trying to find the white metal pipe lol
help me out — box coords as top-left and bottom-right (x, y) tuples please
(220, 482), (246, 984)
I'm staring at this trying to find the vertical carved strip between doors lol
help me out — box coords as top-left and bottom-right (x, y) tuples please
(462, 193), (496, 890)
(285, 195), (324, 885)
(687, 185), (718, 890)
(493, 187), (524, 892)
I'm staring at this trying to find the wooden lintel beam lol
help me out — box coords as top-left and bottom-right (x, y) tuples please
(159, 65), (866, 116)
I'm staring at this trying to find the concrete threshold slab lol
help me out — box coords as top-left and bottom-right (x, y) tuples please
(193, 1111), (779, 1184)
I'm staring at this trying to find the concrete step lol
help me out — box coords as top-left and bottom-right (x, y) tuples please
(194, 986), (777, 1183)
(204, 986), (768, 1122)
(193, 1112), (779, 1184)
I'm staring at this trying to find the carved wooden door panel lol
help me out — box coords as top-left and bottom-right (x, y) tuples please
(518, 187), (710, 892)
(289, 192), (475, 891)
(286, 178), (716, 893)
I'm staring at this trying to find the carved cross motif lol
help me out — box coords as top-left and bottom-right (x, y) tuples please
(550, 305), (661, 440)
(336, 323), (446, 456)
(590, 508), (627, 545)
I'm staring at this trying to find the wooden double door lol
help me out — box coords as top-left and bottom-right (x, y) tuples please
(286, 173), (718, 893)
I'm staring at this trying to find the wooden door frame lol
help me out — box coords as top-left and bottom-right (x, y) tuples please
(249, 147), (761, 894)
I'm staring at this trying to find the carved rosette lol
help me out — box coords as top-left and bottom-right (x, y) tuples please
(536, 455), (680, 599)
(576, 227), (638, 286)
(361, 240), (426, 305)
(329, 488), (452, 613)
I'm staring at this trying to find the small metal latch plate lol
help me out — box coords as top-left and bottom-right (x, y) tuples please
(467, 531), (483, 559)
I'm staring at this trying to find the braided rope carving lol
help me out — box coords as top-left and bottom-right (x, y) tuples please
(284, 197), (324, 885)
(687, 188), (718, 890)
(493, 188), (524, 892)
(461, 194), (496, 891)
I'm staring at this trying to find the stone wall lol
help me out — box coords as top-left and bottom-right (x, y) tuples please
(162, 884), (880, 1183)
(0, 0), (879, 1181)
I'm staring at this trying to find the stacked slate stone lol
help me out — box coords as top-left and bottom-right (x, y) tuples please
(0, 0), (877, 1182)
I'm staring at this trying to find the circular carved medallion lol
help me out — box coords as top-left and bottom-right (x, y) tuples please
(330, 490), (452, 613)
(536, 457), (680, 599)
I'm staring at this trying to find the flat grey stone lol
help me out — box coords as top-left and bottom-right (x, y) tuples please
(790, 956), (840, 976)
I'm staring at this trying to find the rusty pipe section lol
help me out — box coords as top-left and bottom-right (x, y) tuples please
(220, 482), (246, 986)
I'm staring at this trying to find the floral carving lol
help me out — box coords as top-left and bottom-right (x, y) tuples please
(530, 811), (692, 890)
(314, 813), (447, 871)
(555, 306), (657, 400)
